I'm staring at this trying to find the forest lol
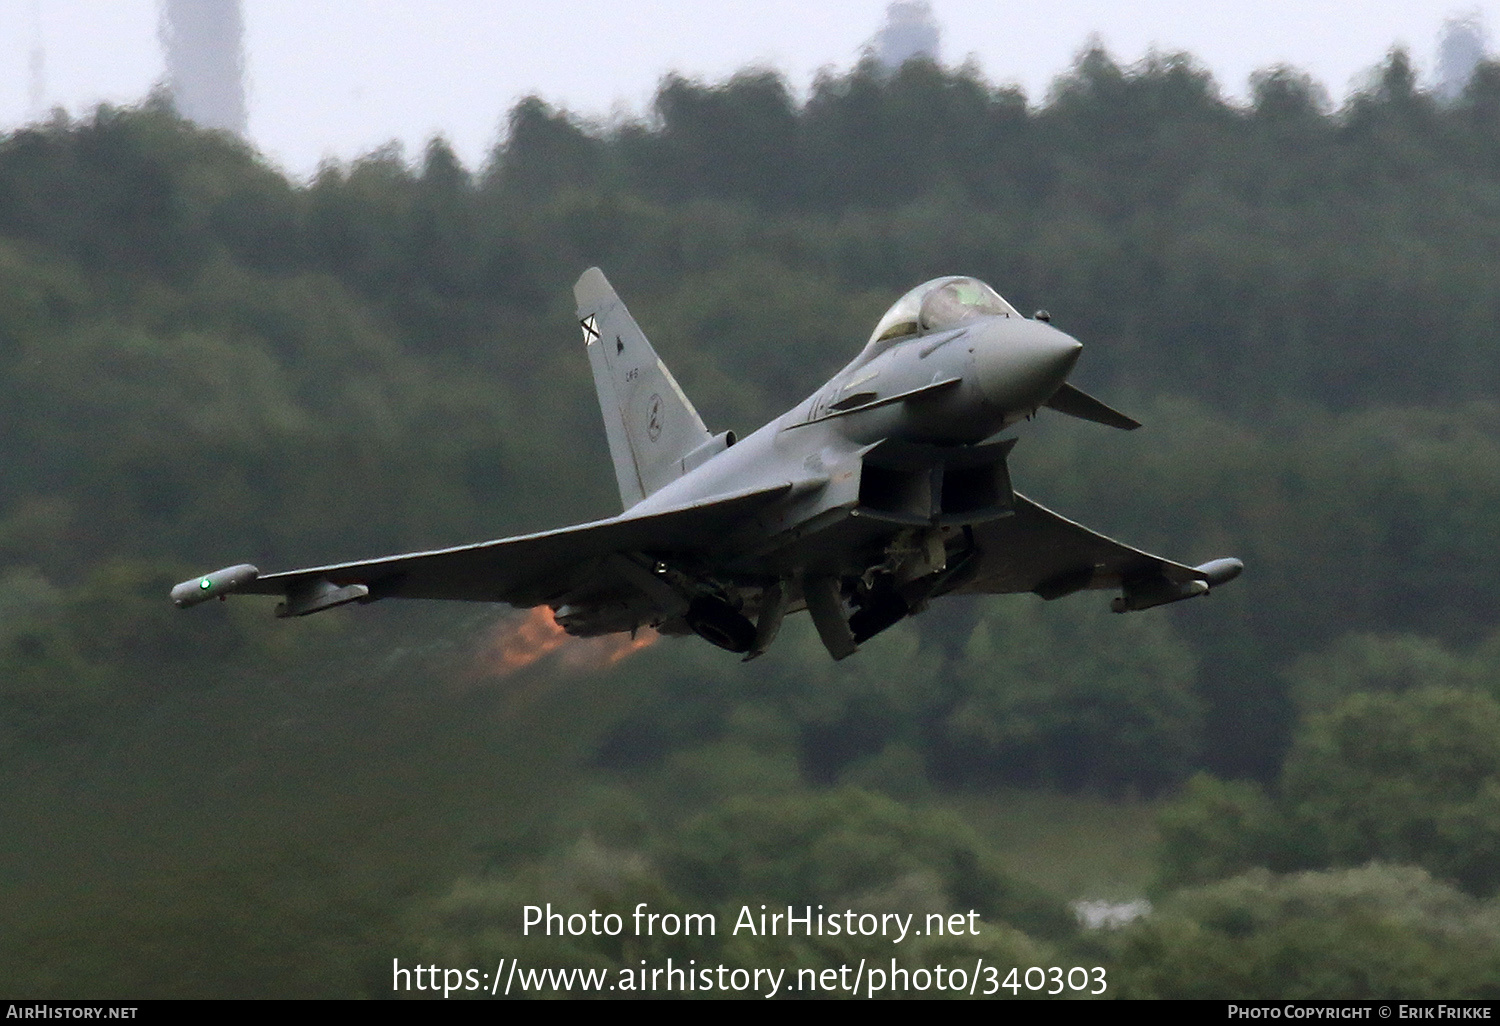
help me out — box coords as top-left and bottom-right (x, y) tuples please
(3, 46), (1500, 998)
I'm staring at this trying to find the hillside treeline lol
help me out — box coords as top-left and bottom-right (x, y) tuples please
(4, 49), (1500, 997)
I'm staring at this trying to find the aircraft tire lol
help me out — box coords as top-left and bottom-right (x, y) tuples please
(849, 592), (909, 644)
(686, 596), (757, 654)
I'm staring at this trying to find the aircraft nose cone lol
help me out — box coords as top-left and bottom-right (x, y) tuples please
(971, 319), (1083, 413)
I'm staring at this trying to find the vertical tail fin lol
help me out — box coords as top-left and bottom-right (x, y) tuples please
(574, 268), (712, 509)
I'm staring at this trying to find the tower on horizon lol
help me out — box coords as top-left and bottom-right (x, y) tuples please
(28, 0), (46, 121)
(159, 0), (247, 135)
(868, 1), (941, 71)
(1436, 12), (1488, 101)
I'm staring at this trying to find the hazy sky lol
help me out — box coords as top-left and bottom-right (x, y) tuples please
(0, 1), (1494, 177)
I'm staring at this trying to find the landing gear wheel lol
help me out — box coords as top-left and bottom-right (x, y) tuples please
(849, 572), (910, 644)
(849, 591), (909, 643)
(685, 596), (757, 653)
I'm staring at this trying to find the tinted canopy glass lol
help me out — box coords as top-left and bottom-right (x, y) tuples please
(866, 276), (1020, 350)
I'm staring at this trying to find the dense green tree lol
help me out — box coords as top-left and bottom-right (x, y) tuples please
(664, 786), (1071, 938)
(1154, 774), (1288, 890)
(940, 600), (1200, 794)
(1282, 688), (1500, 895)
(489, 96), (607, 200)
(1108, 865), (1500, 999)
(1284, 633), (1491, 713)
(1157, 685), (1500, 897)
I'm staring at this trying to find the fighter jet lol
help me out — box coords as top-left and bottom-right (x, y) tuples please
(172, 270), (1242, 660)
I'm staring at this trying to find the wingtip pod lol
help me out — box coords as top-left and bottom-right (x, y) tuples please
(171, 564), (259, 609)
(1194, 557), (1244, 587)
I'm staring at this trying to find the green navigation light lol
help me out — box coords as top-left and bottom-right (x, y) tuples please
(200, 578), (212, 590)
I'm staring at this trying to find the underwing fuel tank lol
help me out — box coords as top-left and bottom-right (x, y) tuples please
(1111, 558), (1244, 613)
(170, 564), (259, 608)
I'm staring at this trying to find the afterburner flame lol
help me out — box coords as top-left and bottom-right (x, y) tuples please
(584, 628), (657, 667)
(472, 606), (657, 678)
(480, 605), (568, 672)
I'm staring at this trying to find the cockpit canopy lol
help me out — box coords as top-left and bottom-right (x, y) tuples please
(865, 276), (1021, 355)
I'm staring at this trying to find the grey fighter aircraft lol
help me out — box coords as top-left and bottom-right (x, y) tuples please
(172, 270), (1242, 660)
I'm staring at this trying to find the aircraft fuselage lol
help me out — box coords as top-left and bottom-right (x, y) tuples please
(172, 271), (1240, 662)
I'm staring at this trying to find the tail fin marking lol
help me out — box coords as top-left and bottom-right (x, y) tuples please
(574, 268), (712, 509)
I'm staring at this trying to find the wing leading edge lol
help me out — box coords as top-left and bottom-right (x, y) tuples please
(956, 494), (1242, 612)
(175, 483), (793, 618)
